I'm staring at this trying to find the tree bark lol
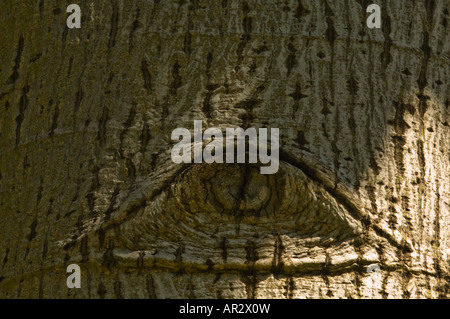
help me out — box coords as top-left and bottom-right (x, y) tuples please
(0, 0), (449, 298)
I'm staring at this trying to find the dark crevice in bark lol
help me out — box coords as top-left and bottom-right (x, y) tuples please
(285, 37), (297, 76)
(183, 8), (194, 57)
(434, 179), (442, 294)
(97, 227), (106, 249)
(67, 56), (73, 77)
(74, 88), (83, 113)
(76, 214), (84, 233)
(368, 149), (381, 176)
(121, 200), (147, 221)
(38, 274), (44, 299)
(365, 185), (378, 214)
(389, 102), (414, 176)
(80, 235), (90, 263)
(401, 271), (413, 299)
(213, 273), (222, 285)
(202, 84), (219, 119)
(36, 178), (44, 206)
(114, 276), (123, 299)
(119, 102), (137, 158)
(322, 252), (333, 297)
(16, 278), (24, 298)
(108, 2), (120, 49)
(324, 1), (340, 184)
(418, 32), (431, 95)
(417, 140), (426, 178)
(22, 155), (30, 173)
(242, 272), (257, 298)
(105, 186), (120, 222)
(296, 131), (310, 151)
(416, 19), (432, 190)
(8, 35), (25, 85)
(137, 251), (145, 273)
(15, 85), (30, 147)
(102, 239), (117, 270)
(365, 32), (381, 204)
(61, 28), (68, 43)
(128, 9), (141, 52)
(219, 237), (228, 262)
(2, 249), (10, 269)
(289, 81), (307, 115)
(324, 1), (337, 46)
(425, 0), (436, 26)
(140, 122), (150, 154)
(187, 276), (196, 298)
(205, 51), (213, 81)
(126, 156), (136, 181)
(170, 62), (182, 97)
(221, 0), (228, 9)
(402, 194), (412, 229)
(402, 68), (412, 76)
(284, 277), (295, 299)
(189, 0), (199, 11)
(39, 0), (44, 16)
(146, 274), (157, 298)
(205, 258), (214, 271)
(381, 274), (389, 298)
(97, 106), (109, 145)
(243, 238), (259, 298)
(346, 75), (358, 102)
(234, 165), (251, 218)
(235, 1), (252, 71)
(49, 103), (59, 137)
(380, 2), (392, 69)
(346, 68), (363, 186)
(375, 243), (389, 298)
(160, 98), (170, 130)
(41, 236), (48, 260)
(271, 233), (284, 277)
(86, 161), (100, 213)
(202, 52), (218, 119)
(30, 52), (42, 64)
(175, 243), (186, 274)
(141, 60), (152, 95)
(353, 240), (365, 298)
(46, 198), (54, 217)
(413, 8), (434, 270)
(235, 85), (264, 129)
(294, 0), (310, 22)
(27, 217), (38, 242)
(388, 206), (398, 227)
(396, 234), (413, 298)
(97, 282), (107, 299)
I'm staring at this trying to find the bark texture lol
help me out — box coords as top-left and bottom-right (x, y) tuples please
(0, 0), (449, 298)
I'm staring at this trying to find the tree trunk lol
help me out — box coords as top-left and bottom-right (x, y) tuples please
(0, 0), (449, 299)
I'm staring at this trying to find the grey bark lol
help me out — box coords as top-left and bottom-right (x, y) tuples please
(0, 0), (449, 298)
